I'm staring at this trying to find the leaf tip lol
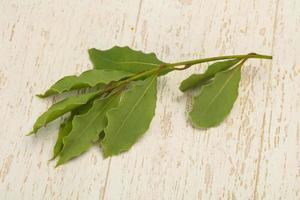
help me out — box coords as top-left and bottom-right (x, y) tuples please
(179, 84), (186, 92)
(188, 108), (224, 129)
(54, 163), (61, 168)
(36, 94), (46, 98)
(55, 159), (65, 168)
(37, 91), (52, 98)
(26, 131), (35, 136)
(102, 153), (110, 159)
(48, 155), (56, 161)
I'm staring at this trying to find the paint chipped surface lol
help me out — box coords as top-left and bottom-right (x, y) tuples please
(0, 70), (7, 89)
(0, 155), (13, 183)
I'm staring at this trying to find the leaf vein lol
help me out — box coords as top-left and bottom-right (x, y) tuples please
(105, 76), (156, 146)
(98, 56), (161, 67)
(64, 95), (117, 146)
(199, 66), (240, 116)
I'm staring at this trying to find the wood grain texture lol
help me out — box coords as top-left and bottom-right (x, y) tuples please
(0, 0), (299, 199)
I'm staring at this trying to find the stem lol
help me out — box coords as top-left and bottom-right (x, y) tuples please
(166, 53), (272, 69)
(97, 68), (158, 96)
(123, 53), (272, 81)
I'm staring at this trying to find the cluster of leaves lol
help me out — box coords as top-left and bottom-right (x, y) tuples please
(28, 46), (271, 166)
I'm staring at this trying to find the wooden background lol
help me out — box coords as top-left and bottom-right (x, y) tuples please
(1, 0), (299, 199)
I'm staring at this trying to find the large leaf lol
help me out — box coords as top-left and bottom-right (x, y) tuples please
(57, 94), (120, 166)
(189, 64), (242, 128)
(28, 91), (98, 135)
(88, 46), (166, 73)
(101, 75), (157, 157)
(51, 102), (93, 160)
(38, 69), (131, 98)
(179, 59), (240, 92)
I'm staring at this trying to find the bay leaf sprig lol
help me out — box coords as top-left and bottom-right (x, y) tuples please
(29, 46), (272, 166)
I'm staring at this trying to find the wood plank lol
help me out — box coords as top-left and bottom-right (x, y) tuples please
(0, 1), (141, 199)
(103, 0), (277, 199)
(254, 0), (300, 199)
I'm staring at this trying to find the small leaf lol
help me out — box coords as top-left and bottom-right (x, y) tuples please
(88, 46), (166, 73)
(56, 94), (120, 166)
(51, 103), (93, 160)
(51, 117), (73, 160)
(189, 64), (242, 128)
(28, 91), (98, 135)
(38, 69), (131, 98)
(101, 75), (157, 157)
(179, 59), (240, 92)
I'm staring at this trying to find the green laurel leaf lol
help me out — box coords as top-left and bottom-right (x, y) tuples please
(38, 69), (131, 98)
(189, 64), (242, 128)
(101, 75), (157, 157)
(51, 102), (94, 160)
(88, 46), (166, 73)
(179, 59), (240, 92)
(28, 91), (98, 135)
(56, 94), (120, 166)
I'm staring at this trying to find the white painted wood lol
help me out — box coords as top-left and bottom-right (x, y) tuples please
(0, 0), (299, 199)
